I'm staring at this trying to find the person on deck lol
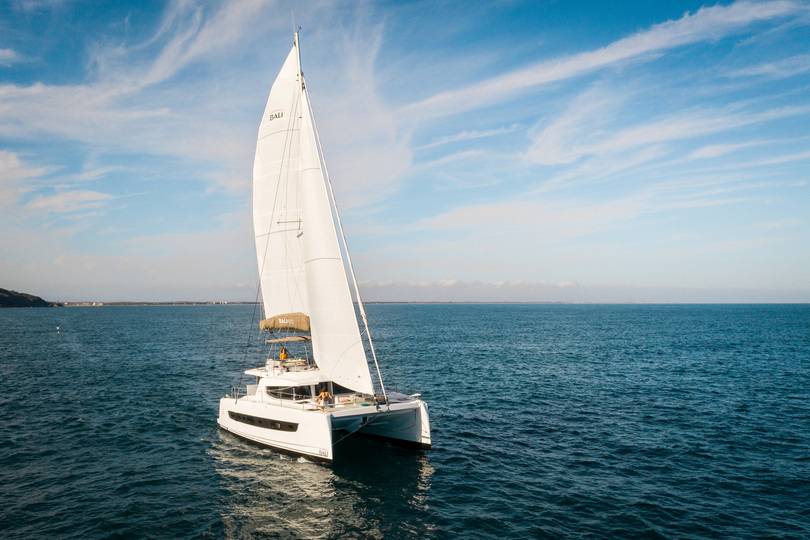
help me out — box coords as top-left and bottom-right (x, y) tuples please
(279, 347), (288, 360)
(316, 386), (333, 412)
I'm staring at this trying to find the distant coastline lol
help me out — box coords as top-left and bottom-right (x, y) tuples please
(4, 292), (805, 307)
(59, 301), (259, 306)
(0, 288), (60, 308)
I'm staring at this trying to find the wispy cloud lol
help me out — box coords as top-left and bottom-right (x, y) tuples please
(728, 53), (810, 78)
(83, 0), (270, 89)
(0, 150), (50, 210)
(0, 48), (20, 66)
(0, 150), (49, 183)
(526, 97), (810, 166)
(417, 125), (520, 150)
(405, 1), (801, 120)
(0, 1), (272, 182)
(310, 18), (414, 208)
(688, 141), (764, 159)
(24, 190), (113, 214)
(417, 196), (646, 245)
(752, 218), (802, 230)
(744, 149), (810, 166)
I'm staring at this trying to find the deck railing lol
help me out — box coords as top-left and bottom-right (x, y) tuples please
(228, 386), (246, 400)
(230, 382), (399, 410)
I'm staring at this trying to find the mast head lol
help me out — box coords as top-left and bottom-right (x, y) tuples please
(294, 27), (303, 80)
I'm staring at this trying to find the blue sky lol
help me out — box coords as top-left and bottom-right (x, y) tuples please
(1, 0), (809, 303)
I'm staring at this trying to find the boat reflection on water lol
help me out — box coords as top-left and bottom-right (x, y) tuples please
(211, 431), (435, 538)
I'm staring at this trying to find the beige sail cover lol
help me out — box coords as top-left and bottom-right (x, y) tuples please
(259, 312), (310, 332)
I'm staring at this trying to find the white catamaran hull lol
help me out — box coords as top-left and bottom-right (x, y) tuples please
(218, 396), (431, 463)
(218, 398), (335, 461)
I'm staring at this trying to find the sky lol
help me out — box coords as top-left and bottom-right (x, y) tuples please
(1, 0), (809, 303)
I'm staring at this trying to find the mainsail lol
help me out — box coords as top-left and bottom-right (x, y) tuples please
(252, 37), (374, 395)
(253, 45), (307, 329)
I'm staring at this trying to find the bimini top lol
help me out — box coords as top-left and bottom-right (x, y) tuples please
(259, 312), (310, 332)
(245, 366), (331, 387)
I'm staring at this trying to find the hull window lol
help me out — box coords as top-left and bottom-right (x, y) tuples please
(228, 411), (299, 432)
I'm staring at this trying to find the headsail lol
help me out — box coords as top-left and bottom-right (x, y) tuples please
(298, 74), (374, 394)
(252, 36), (374, 395)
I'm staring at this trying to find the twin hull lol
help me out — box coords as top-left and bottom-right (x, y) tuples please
(218, 397), (431, 463)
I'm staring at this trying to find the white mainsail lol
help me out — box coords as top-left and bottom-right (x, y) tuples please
(252, 37), (374, 395)
(253, 45), (307, 325)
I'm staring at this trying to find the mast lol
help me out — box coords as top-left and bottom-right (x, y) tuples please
(294, 31), (302, 82)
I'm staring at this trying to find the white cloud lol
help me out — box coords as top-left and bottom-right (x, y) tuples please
(24, 190), (113, 214)
(526, 96), (810, 166)
(752, 218), (802, 230)
(75, 166), (118, 182)
(417, 125), (520, 150)
(418, 197), (645, 246)
(0, 1), (273, 192)
(688, 141), (763, 159)
(406, 0), (801, 120)
(0, 150), (50, 210)
(729, 53), (810, 78)
(0, 150), (49, 182)
(86, 0), (270, 89)
(0, 48), (19, 66)
(745, 149), (810, 166)
(308, 20), (414, 208)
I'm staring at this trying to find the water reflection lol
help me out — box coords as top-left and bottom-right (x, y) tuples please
(210, 432), (435, 538)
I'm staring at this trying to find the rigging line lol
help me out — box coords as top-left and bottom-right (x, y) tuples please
(237, 264), (265, 392)
(303, 81), (387, 400)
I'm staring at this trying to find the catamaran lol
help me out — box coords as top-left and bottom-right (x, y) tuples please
(217, 33), (431, 463)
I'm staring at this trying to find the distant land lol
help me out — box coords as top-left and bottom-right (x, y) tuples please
(0, 288), (61, 308)
(59, 301), (258, 306)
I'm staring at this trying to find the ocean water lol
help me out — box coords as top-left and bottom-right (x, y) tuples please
(1, 303), (808, 539)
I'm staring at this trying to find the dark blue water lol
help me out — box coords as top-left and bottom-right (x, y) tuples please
(1, 304), (808, 539)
